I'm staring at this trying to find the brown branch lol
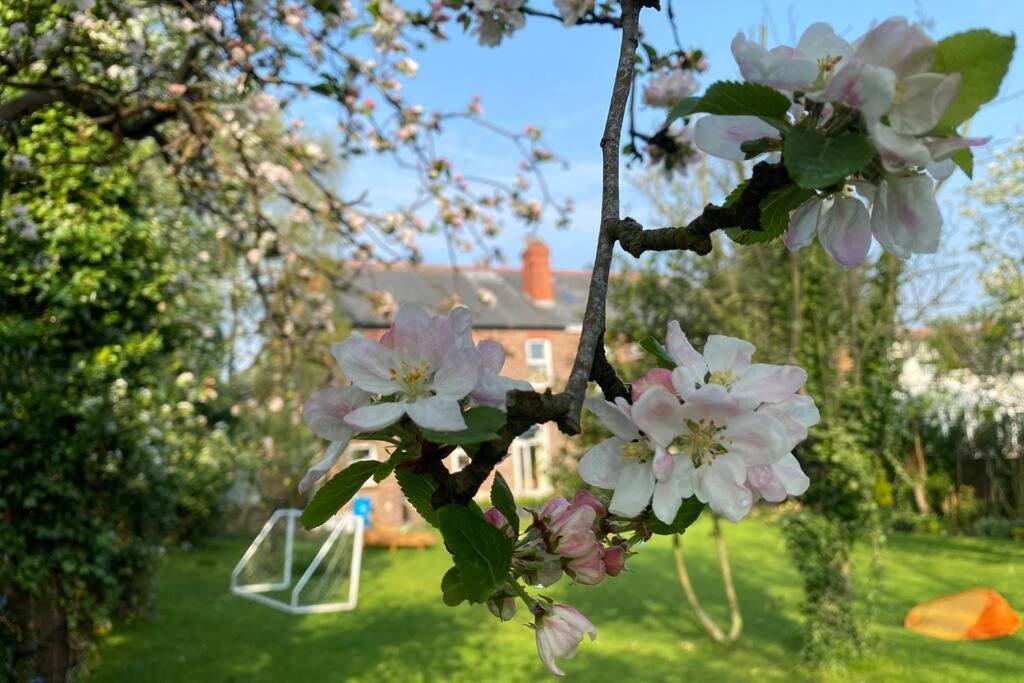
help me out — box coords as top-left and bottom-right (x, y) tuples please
(560, 0), (643, 434)
(590, 331), (629, 401)
(616, 161), (793, 257)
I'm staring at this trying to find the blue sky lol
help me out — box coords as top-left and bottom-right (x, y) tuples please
(327, 1), (1024, 300)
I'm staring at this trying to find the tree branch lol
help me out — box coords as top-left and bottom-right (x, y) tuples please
(616, 161), (792, 257)
(560, 0), (643, 433)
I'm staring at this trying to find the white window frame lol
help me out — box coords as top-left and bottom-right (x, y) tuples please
(525, 338), (554, 388)
(345, 444), (380, 488)
(510, 425), (551, 495)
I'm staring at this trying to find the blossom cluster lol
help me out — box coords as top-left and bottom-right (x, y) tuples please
(581, 321), (818, 523)
(482, 490), (627, 675)
(299, 302), (530, 493)
(692, 18), (993, 266)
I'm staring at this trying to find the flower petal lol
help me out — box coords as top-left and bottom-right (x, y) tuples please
(333, 336), (400, 395)
(680, 383), (743, 423)
(405, 395), (467, 431)
(772, 452), (810, 496)
(889, 73), (960, 136)
(665, 320), (707, 379)
(693, 115), (780, 161)
(733, 363), (807, 404)
(584, 397), (641, 441)
(302, 386), (371, 441)
(784, 197), (822, 252)
(299, 440), (347, 495)
(819, 196), (872, 267)
(476, 339), (506, 372)
(608, 460), (656, 519)
(579, 437), (627, 489)
(631, 386), (685, 447)
(432, 348), (480, 398)
(723, 411), (790, 465)
(854, 17), (935, 78)
(871, 174), (942, 257)
(694, 457), (752, 522)
(795, 22), (852, 63)
(448, 306), (475, 349)
(703, 335), (755, 376)
(344, 401), (407, 432)
(871, 124), (932, 172)
(731, 32), (820, 91)
(815, 59), (895, 123)
(652, 459), (696, 524)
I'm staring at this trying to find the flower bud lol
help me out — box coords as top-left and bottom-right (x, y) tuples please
(570, 490), (606, 520)
(487, 594), (517, 621)
(533, 604), (597, 676)
(566, 544), (606, 586)
(602, 545), (628, 577)
(483, 507), (514, 539)
(631, 367), (676, 402)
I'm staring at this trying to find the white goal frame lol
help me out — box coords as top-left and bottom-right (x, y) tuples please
(230, 509), (364, 614)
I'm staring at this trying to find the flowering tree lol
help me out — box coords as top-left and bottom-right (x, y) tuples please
(294, 3), (1015, 675)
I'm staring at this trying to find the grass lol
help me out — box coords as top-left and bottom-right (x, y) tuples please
(87, 516), (1023, 682)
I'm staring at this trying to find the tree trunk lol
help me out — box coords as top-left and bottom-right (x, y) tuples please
(912, 431), (932, 515)
(671, 515), (742, 643)
(8, 580), (80, 682)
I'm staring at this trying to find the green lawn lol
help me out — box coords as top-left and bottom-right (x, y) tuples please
(87, 517), (1023, 682)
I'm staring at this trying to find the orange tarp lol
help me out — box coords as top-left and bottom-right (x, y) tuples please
(904, 588), (1021, 640)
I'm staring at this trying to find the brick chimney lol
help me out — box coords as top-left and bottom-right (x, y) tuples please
(522, 239), (555, 306)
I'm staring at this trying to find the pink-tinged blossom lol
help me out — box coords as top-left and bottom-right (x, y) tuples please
(547, 502), (598, 558)
(631, 367), (675, 402)
(533, 604), (597, 677)
(299, 386), (372, 494)
(554, 0), (594, 27)
(870, 173), (942, 258)
(334, 303), (480, 432)
(565, 544), (606, 585)
(643, 69), (699, 108)
(484, 507), (515, 539)
(745, 453), (810, 503)
(730, 23), (851, 92)
(602, 545), (628, 577)
(818, 196), (873, 267)
(693, 115), (780, 161)
(450, 308), (532, 410)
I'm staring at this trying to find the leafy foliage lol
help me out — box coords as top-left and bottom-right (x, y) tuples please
(420, 406), (507, 445)
(300, 460), (380, 530)
(783, 128), (874, 190)
(490, 472), (520, 536)
(650, 498), (705, 535)
(933, 30), (1016, 129)
(437, 505), (513, 603)
(726, 184), (815, 245)
(666, 81), (792, 124)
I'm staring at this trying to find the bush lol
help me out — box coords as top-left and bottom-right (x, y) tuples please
(972, 516), (1024, 541)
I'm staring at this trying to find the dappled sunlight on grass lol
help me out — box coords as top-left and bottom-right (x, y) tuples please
(88, 517), (1022, 682)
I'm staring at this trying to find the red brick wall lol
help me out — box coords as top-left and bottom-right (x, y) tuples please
(336, 326), (582, 528)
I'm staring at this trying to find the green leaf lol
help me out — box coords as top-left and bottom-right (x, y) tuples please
(441, 567), (466, 606)
(420, 406), (507, 445)
(395, 468), (441, 528)
(373, 441), (420, 482)
(933, 30), (1015, 129)
(722, 180), (750, 208)
(783, 127), (874, 190)
(950, 147), (974, 178)
(725, 184), (815, 246)
(639, 336), (676, 370)
(666, 81), (791, 125)
(490, 472), (519, 536)
(437, 504), (513, 603)
(300, 460), (379, 530)
(651, 497), (706, 535)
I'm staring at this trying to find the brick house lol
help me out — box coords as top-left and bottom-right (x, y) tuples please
(333, 240), (589, 528)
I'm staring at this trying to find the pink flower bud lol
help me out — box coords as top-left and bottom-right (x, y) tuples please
(548, 505), (597, 559)
(533, 604), (597, 676)
(631, 367), (676, 402)
(566, 544), (605, 586)
(484, 507), (514, 539)
(571, 490), (606, 519)
(602, 545), (628, 577)
(539, 496), (569, 520)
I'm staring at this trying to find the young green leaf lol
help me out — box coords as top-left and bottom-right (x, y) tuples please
(638, 336), (677, 370)
(300, 460), (379, 530)
(933, 30), (1015, 129)
(651, 497), (706, 535)
(725, 184), (815, 246)
(490, 472), (520, 536)
(783, 127), (874, 190)
(440, 566), (467, 607)
(437, 504), (513, 603)
(373, 440), (421, 482)
(666, 81), (791, 126)
(950, 147), (974, 178)
(420, 406), (507, 445)
(395, 468), (441, 528)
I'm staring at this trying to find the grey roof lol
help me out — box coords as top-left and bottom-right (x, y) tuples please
(338, 265), (591, 329)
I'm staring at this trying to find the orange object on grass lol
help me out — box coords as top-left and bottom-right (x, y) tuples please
(904, 588), (1021, 640)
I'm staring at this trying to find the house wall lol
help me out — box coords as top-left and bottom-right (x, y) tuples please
(336, 326), (583, 528)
